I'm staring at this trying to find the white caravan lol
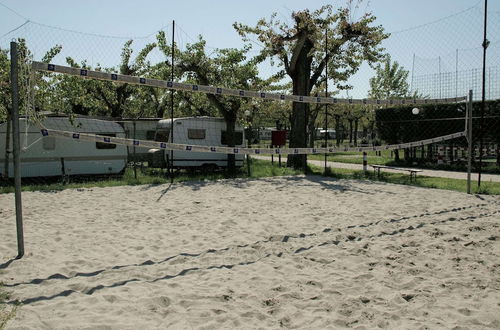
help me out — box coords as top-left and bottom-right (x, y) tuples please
(0, 116), (127, 178)
(119, 119), (160, 161)
(149, 117), (245, 168)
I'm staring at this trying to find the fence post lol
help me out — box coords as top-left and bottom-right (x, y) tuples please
(10, 41), (24, 258)
(363, 151), (367, 172)
(246, 154), (251, 177)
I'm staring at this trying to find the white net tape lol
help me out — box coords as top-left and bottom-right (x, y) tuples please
(32, 61), (467, 106)
(41, 128), (466, 155)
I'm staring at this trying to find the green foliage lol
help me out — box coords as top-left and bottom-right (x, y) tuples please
(234, 4), (388, 168)
(0, 39), (61, 122)
(54, 40), (156, 118)
(234, 5), (389, 91)
(0, 48), (9, 122)
(369, 55), (410, 99)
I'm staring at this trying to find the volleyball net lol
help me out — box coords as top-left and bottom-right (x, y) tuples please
(4, 50), (498, 187)
(30, 61), (468, 156)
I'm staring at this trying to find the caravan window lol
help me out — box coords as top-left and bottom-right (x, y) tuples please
(188, 129), (206, 140)
(42, 136), (56, 150)
(221, 131), (243, 145)
(155, 129), (170, 142)
(96, 134), (117, 149)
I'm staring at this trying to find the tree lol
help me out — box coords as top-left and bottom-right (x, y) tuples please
(234, 4), (388, 169)
(58, 40), (156, 118)
(368, 55), (410, 99)
(151, 31), (220, 119)
(176, 37), (264, 171)
(1, 39), (61, 177)
(369, 56), (429, 161)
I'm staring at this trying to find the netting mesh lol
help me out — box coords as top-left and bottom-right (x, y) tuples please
(0, 3), (499, 190)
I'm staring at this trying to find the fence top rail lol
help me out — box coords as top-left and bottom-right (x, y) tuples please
(32, 61), (467, 106)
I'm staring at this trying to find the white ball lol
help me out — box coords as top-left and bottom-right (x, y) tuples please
(412, 108), (420, 115)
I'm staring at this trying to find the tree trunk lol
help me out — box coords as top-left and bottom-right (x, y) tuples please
(286, 37), (313, 171)
(354, 119), (359, 146)
(308, 121), (316, 148)
(394, 149), (400, 162)
(335, 116), (341, 146)
(287, 82), (311, 168)
(348, 119), (353, 144)
(427, 144), (434, 161)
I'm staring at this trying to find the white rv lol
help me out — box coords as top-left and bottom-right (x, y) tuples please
(148, 117), (245, 169)
(0, 116), (127, 178)
(119, 119), (160, 162)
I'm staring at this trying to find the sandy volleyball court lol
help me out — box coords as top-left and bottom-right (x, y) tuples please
(1, 176), (499, 329)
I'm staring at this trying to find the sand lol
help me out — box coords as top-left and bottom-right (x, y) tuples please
(1, 175), (499, 329)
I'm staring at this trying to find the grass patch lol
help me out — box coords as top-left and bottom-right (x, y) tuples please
(0, 284), (17, 330)
(0, 158), (301, 194)
(308, 164), (500, 194)
(0, 158), (498, 195)
(309, 150), (393, 165)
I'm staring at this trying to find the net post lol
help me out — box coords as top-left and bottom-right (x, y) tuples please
(170, 20), (175, 183)
(467, 90), (473, 194)
(10, 41), (24, 259)
(246, 154), (251, 177)
(324, 27), (329, 174)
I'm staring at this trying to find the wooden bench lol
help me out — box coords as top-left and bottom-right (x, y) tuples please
(371, 165), (423, 182)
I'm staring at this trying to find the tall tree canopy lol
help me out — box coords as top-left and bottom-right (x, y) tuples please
(234, 4), (388, 168)
(176, 37), (265, 170)
(368, 55), (410, 99)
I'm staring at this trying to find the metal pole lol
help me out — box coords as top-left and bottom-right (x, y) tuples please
(455, 49), (458, 98)
(467, 90), (473, 194)
(133, 120), (137, 179)
(10, 41), (24, 258)
(478, 0), (488, 187)
(410, 53), (415, 93)
(438, 56), (441, 99)
(324, 28), (328, 173)
(170, 20), (175, 182)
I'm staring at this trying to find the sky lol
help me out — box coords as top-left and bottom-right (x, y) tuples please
(0, 0), (498, 99)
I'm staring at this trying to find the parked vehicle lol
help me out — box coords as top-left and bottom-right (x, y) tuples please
(148, 117), (245, 169)
(119, 118), (160, 162)
(0, 116), (127, 178)
(317, 129), (336, 140)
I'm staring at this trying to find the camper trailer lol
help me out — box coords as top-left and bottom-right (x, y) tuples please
(0, 116), (127, 178)
(119, 118), (160, 162)
(317, 129), (336, 140)
(148, 117), (245, 169)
